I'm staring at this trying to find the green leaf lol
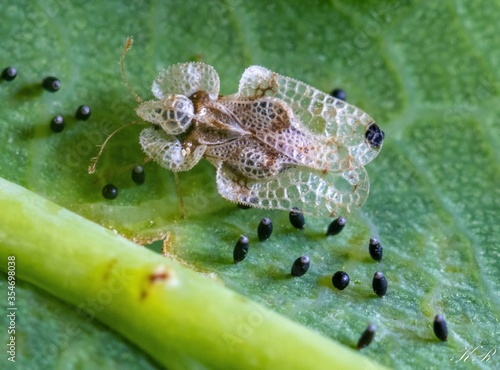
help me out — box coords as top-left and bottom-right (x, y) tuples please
(0, 178), (383, 369)
(1, 0), (499, 369)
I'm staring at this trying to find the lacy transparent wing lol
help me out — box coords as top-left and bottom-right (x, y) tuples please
(204, 136), (295, 181)
(219, 97), (357, 173)
(136, 94), (194, 135)
(210, 158), (370, 217)
(139, 127), (206, 172)
(237, 66), (382, 168)
(152, 62), (220, 100)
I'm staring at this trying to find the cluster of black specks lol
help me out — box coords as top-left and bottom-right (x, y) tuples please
(102, 184), (118, 200)
(42, 76), (61, 92)
(330, 88), (346, 101)
(357, 323), (376, 349)
(368, 237), (383, 261)
(326, 216), (346, 236)
(291, 255), (310, 277)
(225, 194), (450, 351)
(289, 207), (305, 229)
(372, 271), (387, 297)
(8, 69), (126, 203)
(131, 165), (145, 185)
(50, 115), (65, 133)
(225, 209), (451, 351)
(233, 235), (249, 263)
(47, 107), (93, 133)
(257, 217), (273, 241)
(332, 271), (350, 290)
(75, 105), (91, 120)
(365, 123), (384, 147)
(433, 314), (448, 341)
(101, 166), (147, 200)
(2, 66), (17, 81)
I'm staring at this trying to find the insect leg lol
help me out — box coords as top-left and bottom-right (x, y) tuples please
(174, 172), (185, 219)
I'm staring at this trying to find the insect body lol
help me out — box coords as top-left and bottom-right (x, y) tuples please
(123, 39), (383, 217)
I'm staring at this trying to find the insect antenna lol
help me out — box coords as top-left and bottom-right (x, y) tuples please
(88, 37), (146, 175)
(120, 37), (143, 103)
(88, 122), (139, 174)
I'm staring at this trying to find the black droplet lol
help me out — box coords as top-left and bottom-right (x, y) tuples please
(237, 203), (251, 209)
(357, 323), (376, 349)
(326, 216), (346, 236)
(42, 76), (61, 92)
(102, 184), (118, 199)
(257, 217), (273, 241)
(291, 255), (310, 277)
(330, 88), (346, 101)
(369, 237), (383, 261)
(372, 271), (387, 297)
(50, 115), (64, 133)
(2, 66), (17, 81)
(76, 105), (91, 120)
(233, 235), (249, 263)
(365, 123), (384, 147)
(289, 207), (305, 229)
(433, 314), (448, 341)
(131, 165), (145, 185)
(332, 271), (350, 290)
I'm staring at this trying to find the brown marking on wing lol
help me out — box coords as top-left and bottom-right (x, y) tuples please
(189, 90), (210, 114)
(250, 72), (279, 99)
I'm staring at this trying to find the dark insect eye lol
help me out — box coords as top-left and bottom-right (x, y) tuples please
(42, 76), (61, 92)
(357, 323), (376, 349)
(433, 315), (448, 341)
(76, 105), (91, 120)
(372, 271), (387, 297)
(326, 216), (346, 236)
(368, 237), (383, 262)
(233, 235), (249, 263)
(330, 88), (346, 101)
(50, 115), (64, 133)
(365, 123), (385, 147)
(2, 66), (17, 81)
(257, 217), (273, 241)
(291, 255), (310, 277)
(131, 165), (145, 185)
(102, 184), (118, 199)
(289, 207), (305, 229)
(331, 271), (350, 290)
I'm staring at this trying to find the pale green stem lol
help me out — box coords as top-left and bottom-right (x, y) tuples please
(0, 177), (387, 370)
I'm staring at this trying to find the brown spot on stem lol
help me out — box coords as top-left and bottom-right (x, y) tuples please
(140, 265), (173, 300)
(102, 259), (117, 281)
(149, 265), (170, 283)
